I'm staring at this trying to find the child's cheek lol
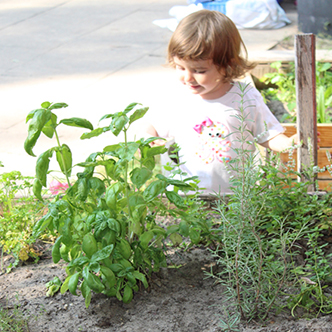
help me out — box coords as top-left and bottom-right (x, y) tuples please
(177, 72), (185, 83)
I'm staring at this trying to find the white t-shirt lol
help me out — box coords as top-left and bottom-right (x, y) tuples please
(152, 82), (284, 194)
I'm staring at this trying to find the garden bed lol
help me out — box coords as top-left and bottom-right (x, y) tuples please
(281, 123), (332, 191)
(1, 238), (332, 332)
(2, 73), (332, 332)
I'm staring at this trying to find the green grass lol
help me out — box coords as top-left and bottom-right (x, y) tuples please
(0, 297), (29, 332)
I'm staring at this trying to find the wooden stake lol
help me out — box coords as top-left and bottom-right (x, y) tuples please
(295, 34), (318, 190)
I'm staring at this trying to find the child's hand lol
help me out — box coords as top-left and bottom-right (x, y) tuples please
(289, 132), (320, 149)
(150, 136), (175, 147)
(150, 139), (167, 147)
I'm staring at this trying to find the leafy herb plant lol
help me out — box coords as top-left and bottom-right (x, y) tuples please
(25, 101), (203, 307)
(206, 84), (332, 324)
(261, 61), (332, 123)
(0, 170), (49, 273)
(0, 294), (29, 332)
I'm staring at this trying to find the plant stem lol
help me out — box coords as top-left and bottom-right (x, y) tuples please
(54, 128), (71, 187)
(123, 127), (134, 242)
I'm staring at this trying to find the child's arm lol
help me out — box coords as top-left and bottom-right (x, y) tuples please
(260, 132), (320, 152)
(260, 133), (298, 152)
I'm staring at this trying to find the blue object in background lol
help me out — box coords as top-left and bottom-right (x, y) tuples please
(187, 0), (211, 4)
(201, 0), (229, 13)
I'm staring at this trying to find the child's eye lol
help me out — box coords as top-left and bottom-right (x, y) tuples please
(196, 71), (206, 74)
(175, 65), (184, 70)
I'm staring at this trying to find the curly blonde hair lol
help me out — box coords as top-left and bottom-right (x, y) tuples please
(167, 10), (255, 82)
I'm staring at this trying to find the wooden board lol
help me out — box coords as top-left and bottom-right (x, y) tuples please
(283, 123), (332, 148)
(295, 34), (317, 190)
(281, 123), (332, 190)
(280, 148), (332, 178)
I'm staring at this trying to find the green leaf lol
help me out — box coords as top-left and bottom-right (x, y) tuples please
(129, 107), (149, 124)
(128, 194), (145, 208)
(151, 226), (166, 237)
(41, 113), (57, 138)
(141, 137), (164, 146)
(169, 233), (182, 246)
(60, 243), (70, 263)
(167, 224), (180, 235)
(80, 279), (89, 298)
(117, 142), (140, 161)
(132, 271), (148, 288)
(143, 180), (167, 202)
(142, 157), (155, 170)
(36, 149), (53, 187)
(76, 159), (109, 168)
(68, 256), (90, 267)
(46, 277), (62, 297)
(110, 115), (128, 136)
(68, 272), (80, 295)
(117, 239), (132, 260)
(81, 126), (111, 140)
(165, 191), (187, 209)
(85, 271), (105, 293)
(26, 109), (43, 123)
(56, 144), (72, 177)
(122, 284), (133, 303)
(105, 183), (123, 209)
(139, 231), (154, 249)
(318, 62), (331, 72)
(146, 146), (167, 157)
(61, 217), (72, 246)
(90, 244), (114, 262)
(52, 235), (63, 263)
(59, 117), (93, 130)
(60, 275), (70, 294)
(109, 263), (124, 273)
(189, 229), (201, 244)
(179, 221), (189, 237)
(99, 113), (114, 121)
(82, 233), (98, 258)
(107, 218), (121, 234)
(33, 178), (43, 201)
(80, 280), (92, 308)
(24, 109), (52, 156)
(123, 102), (141, 114)
(32, 213), (52, 237)
(76, 177), (89, 201)
(130, 167), (152, 189)
(166, 177), (192, 190)
(103, 143), (121, 153)
(88, 177), (106, 197)
(41, 101), (51, 108)
(88, 262), (100, 273)
(100, 265), (116, 288)
(48, 103), (68, 110)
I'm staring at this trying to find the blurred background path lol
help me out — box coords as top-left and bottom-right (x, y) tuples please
(0, 0), (298, 177)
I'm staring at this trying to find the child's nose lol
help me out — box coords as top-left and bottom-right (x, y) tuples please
(184, 70), (194, 83)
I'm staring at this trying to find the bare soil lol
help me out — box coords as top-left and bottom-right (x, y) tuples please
(1, 241), (332, 332)
(272, 34), (332, 51)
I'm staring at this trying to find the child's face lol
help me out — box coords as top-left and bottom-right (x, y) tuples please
(173, 57), (231, 100)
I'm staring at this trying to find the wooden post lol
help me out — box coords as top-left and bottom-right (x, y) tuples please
(295, 34), (318, 191)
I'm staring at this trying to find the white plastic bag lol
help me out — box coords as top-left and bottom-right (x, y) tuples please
(152, 4), (203, 32)
(226, 0), (291, 29)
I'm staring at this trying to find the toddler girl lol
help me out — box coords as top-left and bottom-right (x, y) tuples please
(146, 10), (297, 194)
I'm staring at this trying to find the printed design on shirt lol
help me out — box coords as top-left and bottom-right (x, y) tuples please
(193, 117), (231, 164)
